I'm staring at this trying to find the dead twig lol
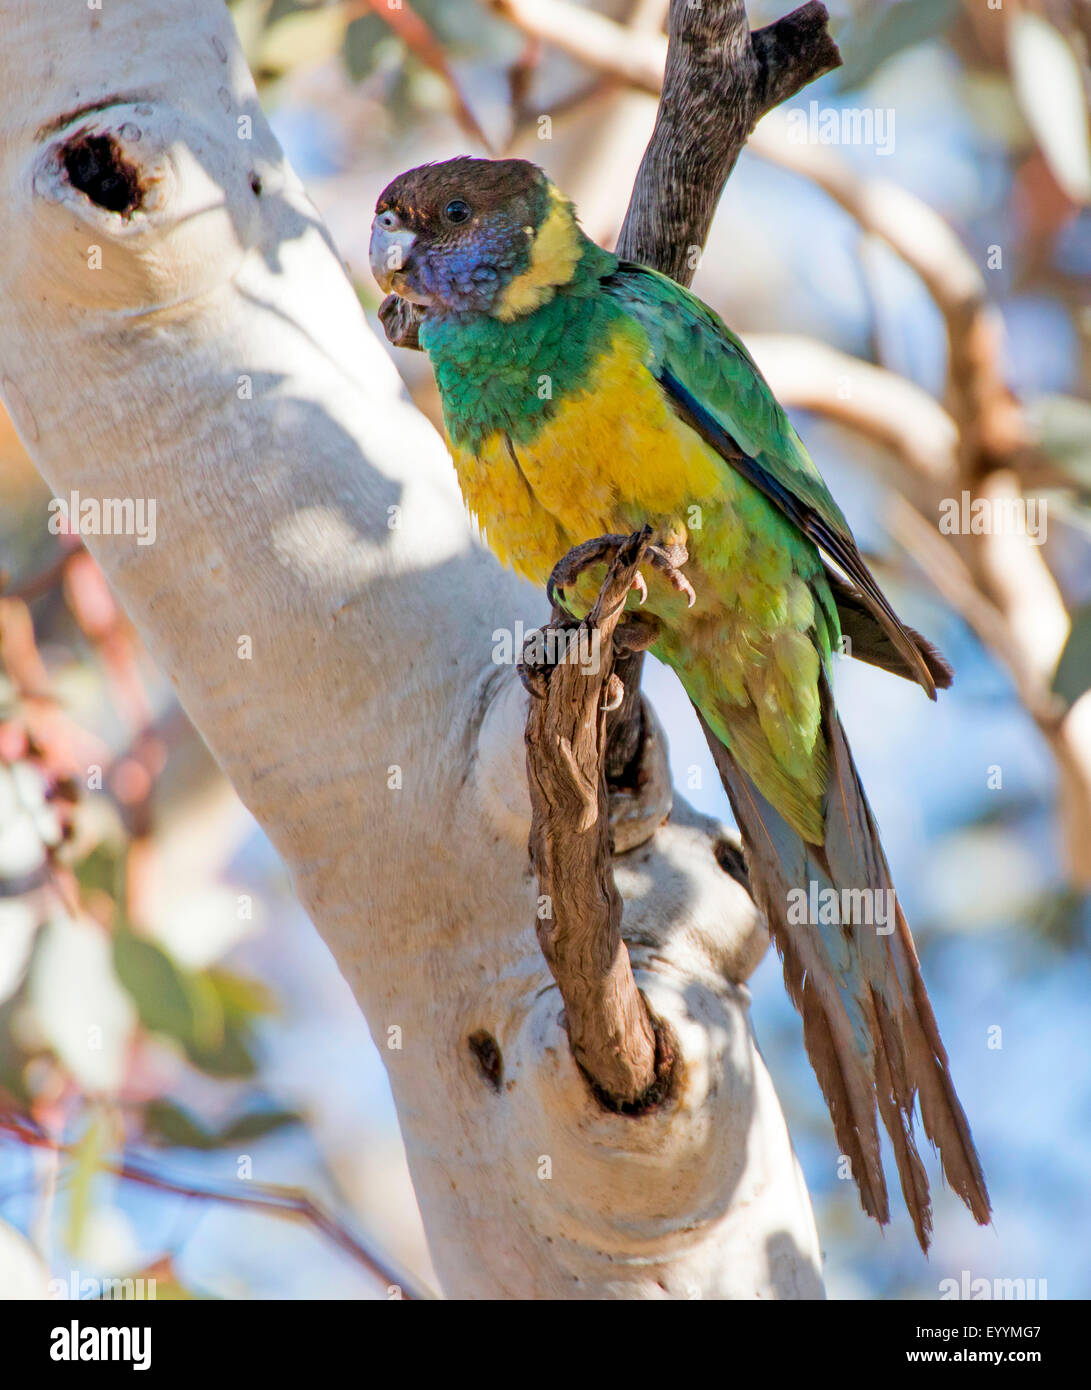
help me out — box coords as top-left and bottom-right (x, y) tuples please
(519, 1), (840, 1108)
(617, 1), (840, 279)
(523, 530), (666, 1106)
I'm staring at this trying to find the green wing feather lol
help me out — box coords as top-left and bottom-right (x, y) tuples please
(603, 262), (949, 698)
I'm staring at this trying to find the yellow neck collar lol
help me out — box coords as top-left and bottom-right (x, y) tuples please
(491, 187), (584, 322)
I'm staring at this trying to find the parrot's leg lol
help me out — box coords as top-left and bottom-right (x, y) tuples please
(612, 611), (662, 653)
(514, 530), (667, 700)
(546, 528), (696, 616)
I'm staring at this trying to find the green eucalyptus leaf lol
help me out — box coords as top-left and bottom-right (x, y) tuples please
(143, 1099), (298, 1149)
(113, 927), (224, 1056)
(184, 1018), (258, 1079)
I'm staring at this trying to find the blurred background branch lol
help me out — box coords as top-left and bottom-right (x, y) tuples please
(0, 1112), (425, 1297)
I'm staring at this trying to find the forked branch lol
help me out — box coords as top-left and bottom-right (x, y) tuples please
(520, 1), (840, 1106)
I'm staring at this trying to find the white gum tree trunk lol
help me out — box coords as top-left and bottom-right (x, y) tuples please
(0, 0), (824, 1298)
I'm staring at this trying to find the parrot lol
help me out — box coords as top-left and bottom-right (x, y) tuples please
(369, 155), (991, 1250)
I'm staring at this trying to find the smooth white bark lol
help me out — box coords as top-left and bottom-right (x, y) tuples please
(0, 0), (824, 1298)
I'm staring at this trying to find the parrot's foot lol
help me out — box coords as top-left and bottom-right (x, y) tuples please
(378, 293), (426, 351)
(546, 527), (696, 616)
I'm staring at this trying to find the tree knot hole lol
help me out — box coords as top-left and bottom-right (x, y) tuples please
(467, 1029), (503, 1092)
(62, 132), (145, 216)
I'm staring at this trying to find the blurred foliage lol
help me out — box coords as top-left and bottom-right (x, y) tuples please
(0, 543), (299, 1293)
(231, 0), (497, 143)
(142, 1099), (300, 1151)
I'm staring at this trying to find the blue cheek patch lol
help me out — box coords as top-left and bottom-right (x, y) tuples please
(414, 223), (532, 316)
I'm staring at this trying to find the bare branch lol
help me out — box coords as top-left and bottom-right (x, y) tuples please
(520, 2), (840, 1107)
(489, 0), (841, 117)
(488, 0), (668, 93)
(616, 2), (842, 280)
(747, 118), (1025, 469)
(523, 534), (669, 1106)
(744, 332), (959, 493)
(888, 498), (1064, 731)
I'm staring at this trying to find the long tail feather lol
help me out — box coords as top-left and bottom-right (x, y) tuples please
(825, 569), (954, 693)
(694, 681), (991, 1250)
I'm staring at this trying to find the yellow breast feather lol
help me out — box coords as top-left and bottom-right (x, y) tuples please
(448, 323), (726, 591)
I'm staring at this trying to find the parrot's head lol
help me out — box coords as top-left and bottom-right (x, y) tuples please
(370, 156), (589, 322)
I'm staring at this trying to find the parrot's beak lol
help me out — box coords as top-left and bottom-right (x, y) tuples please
(369, 213), (429, 302)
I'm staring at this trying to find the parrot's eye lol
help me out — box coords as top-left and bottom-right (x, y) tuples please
(444, 199), (471, 226)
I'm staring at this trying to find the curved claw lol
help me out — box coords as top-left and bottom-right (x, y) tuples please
(601, 674), (625, 713)
(517, 657), (547, 699)
(546, 528), (696, 618)
(545, 575), (566, 614)
(546, 533), (628, 615)
(647, 544), (697, 608)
